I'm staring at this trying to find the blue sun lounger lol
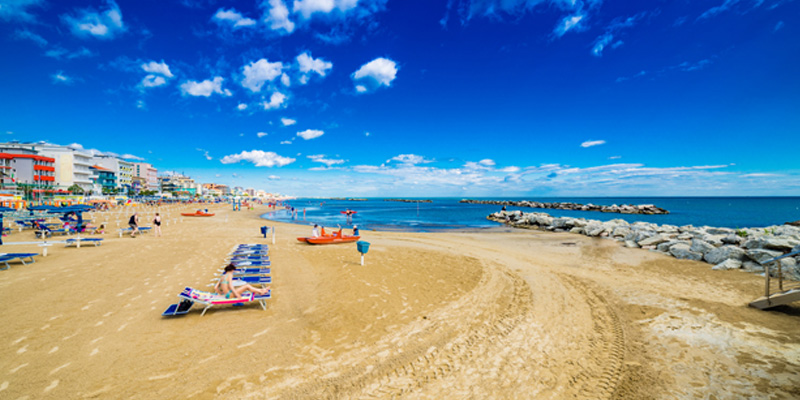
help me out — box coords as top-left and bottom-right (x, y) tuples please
(227, 255), (270, 261)
(65, 238), (104, 247)
(216, 267), (271, 275)
(162, 287), (271, 316)
(211, 275), (272, 285)
(230, 260), (271, 267)
(0, 253), (38, 270)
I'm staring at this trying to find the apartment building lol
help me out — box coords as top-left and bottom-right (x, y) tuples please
(0, 150), (56, 188)
(133, 162), (158, 191)
(95, 155), (134, 193)
(0, 142), (93, 191)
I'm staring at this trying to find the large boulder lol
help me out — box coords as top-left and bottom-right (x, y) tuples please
(639, 234), (670, 247)
(624, 240), (640, 248)
(743, 260), (764, 272)
(612, 226), (631, 238)
(690, 239), (716, 256)
(585, 224), (604, 237)
(701, 234), (725, 247)
(669, 244), (703, 261)
(743, 237), (800, 252)
(722, 235), (743, 245)
(745, 248), (784, 264)
(781, 258), (800, 281)
(712, 259), (743, 271)
(705, 227), (735, 235)
(704, 245), (747, 265)
(657, 240), (689, 253)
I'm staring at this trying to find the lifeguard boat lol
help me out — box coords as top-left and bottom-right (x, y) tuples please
(182, 210), (215, 217)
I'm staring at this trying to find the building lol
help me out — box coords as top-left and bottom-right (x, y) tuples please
(159, 173), (200, 196)
(96, 155), (134, 194)
(0, 142), (93, 191)
(90, 165), (117, 193)
(0, 151), (56, 191)
(133, 162), (158, 191)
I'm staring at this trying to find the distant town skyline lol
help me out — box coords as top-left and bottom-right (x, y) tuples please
(1, 1), (798, 197)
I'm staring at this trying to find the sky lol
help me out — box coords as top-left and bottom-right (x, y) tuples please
(0, 0), (798, 197)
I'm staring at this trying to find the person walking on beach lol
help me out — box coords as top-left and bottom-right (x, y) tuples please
(128, 212), (140, 238)
(153, 212), (162, 237)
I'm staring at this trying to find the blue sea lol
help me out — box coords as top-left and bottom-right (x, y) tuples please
(262, 198), (800, 232)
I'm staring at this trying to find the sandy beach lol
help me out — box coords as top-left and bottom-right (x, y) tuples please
(1, 204), (798, 399)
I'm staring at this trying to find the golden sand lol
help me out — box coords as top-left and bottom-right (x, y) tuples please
(0, 204), (798, 399)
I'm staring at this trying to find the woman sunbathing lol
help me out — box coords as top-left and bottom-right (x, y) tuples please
(214, 264), (270, 298)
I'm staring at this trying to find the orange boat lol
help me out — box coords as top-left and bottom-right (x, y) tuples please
(304, 229), (359, 245)
(181, 211), (215, 217)
(297, 227), (334, 243)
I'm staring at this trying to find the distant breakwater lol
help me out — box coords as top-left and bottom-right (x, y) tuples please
(385, 199), (433, 203)
(489, 210), (800, 281)
(461, 199), (668, 215)
(330, 198), (367, 201)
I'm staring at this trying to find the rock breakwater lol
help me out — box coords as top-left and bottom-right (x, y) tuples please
(489, 210), (800, 281)
(462, 199), (668, 215)
(385, 199), (433, 203)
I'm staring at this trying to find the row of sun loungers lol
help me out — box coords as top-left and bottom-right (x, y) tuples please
(0, 253), (38, 270)
(163, 244), (271, 317)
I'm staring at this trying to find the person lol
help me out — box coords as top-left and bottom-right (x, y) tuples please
(93, 224), (105, 235)
(128, 212), (140, 238)
(214, 264), (270, 299)
(353, 225), (360, 236)
(312, 224), (319, 238)
(153, 212), (162, 237)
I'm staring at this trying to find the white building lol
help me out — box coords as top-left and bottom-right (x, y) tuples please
(133, 162), (158, 191)
(95, 155), (134, 193)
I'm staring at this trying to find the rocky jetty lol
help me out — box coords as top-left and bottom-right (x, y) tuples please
(462, 199), (668, 215)
(385, 199), (433, 203)
(489, 210), (800, 281)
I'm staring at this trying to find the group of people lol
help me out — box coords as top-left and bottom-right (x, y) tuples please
(311, 224), (359, 237)
(127, 212), (162, 238)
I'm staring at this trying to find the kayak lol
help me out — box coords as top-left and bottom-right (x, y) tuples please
(182, 212), (215, 217)
(305, 235), (360, 245)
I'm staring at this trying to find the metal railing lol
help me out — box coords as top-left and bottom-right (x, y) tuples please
(760, 249), (800, 298)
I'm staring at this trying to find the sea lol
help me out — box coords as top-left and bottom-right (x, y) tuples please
(261, 197), (800, 232)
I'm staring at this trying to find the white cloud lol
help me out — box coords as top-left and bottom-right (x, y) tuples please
(388, 154), (432, 165)
(365, 131), (370, 136)
(180, 76), (231, 97)
(0, 0), (43, 22)
(121, 153), (144, 161)
(280, 140), (292, 144)
(220, 150), (296, 167)
(308, 154), (345, 166)
(352, 57), (398, 92)
(44, 46), (94, 60)
(62, 0), (125, 39)
(297, 52), (333, 81)
(478, 159), (495, 167)
(241, 59), (283, 92)
(141, 75), (166, 87)
(142, 61), (173, 78)
(51, 71), (73, 85)
(14, 29), (48, 46)
(257, 132), (269, 137)
(293, 0), (361, 19)
(263, 0), (295, 33)
(262, 92), (287, 110)
(609, 155), (621, 160)
(581, 140), (606, 148)
(268, 175), (281, 180)
(196, 148), (213, 160)
(212, 8), (257, 28)
(281, 117), (296, 126)
(553, 12), (585, 37)
(297, 129), (324, 140)
(280, 73), (291, 86)
(237, 103), (248, 110)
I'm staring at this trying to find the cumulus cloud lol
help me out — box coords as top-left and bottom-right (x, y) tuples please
(180, 76), (232, 97)
(296, 52), (333, 83)
(220, 150), (296, 167)
(241, 59), (283, 92)
(293, 0), (362, 19)
(280, 73), (291, 86)
(257, 132), (269, 137)
(387, 154), (432, 165)
(62, 0), (125, 39)
(281, 118), (296, 126)
(121, 153), (145, 161)
(237, 103), (248, 110)
(262, 0), (295, 33)
(142, 61), (173, 78)
(297, 129), (324, 140)
(280, 140), (292, 144)
(268, 175), (281, 180)
(352, 57), (398, 92)
(212, 8), (257, 29)
(581, 140), (606, 148)
(308, 154), (345, 166)
(262, 92), (287, 110)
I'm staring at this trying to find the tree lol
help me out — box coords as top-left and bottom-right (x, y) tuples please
(68, 184), (84, 194)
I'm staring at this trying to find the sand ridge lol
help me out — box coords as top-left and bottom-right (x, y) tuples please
(0, 204), (798, 399)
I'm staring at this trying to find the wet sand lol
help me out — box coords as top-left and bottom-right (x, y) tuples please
(1, 204), (798, 399)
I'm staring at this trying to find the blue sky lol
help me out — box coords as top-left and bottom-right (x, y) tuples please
(1, 0), (798, 197)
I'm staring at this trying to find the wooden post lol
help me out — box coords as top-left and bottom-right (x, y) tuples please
(765, 262), (771, 299)
(778, 260), (783, 292)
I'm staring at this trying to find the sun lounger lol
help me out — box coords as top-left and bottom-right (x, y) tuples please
(230, 260), (271, 267)
(118, 226), (152, 237)
(216, 267), (271, 275)
(227, 255), (270, 261)
(211, 275), (272, 285)
(236, 244), (268, 248)
(162, 287), (271, 316)
(0, 253), (38, 270)
(65, 238), (104, 247)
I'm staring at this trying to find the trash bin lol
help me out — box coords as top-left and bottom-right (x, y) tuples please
(357, 241), (370, 254)
(260, 226), (267, 238)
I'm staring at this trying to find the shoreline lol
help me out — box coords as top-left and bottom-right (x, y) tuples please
(1, 203), (798, 398)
